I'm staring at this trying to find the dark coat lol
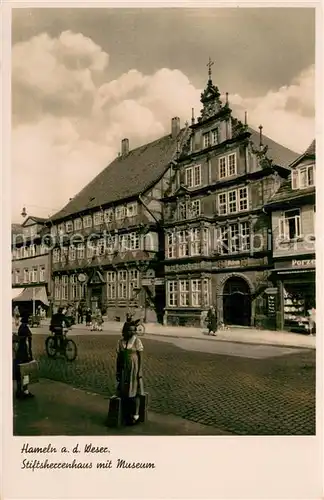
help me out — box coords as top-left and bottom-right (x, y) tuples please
(207, 309), (217, 332)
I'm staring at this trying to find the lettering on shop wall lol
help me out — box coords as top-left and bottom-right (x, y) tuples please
(19, 442), (156, 471)
(292, 259), (316, 268)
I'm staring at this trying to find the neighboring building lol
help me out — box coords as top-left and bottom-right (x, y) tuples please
(265, 140), (316, 332)
(11, 216), (51, 315)
(48, 118), (188, 323)
(162, 71), (299, 327)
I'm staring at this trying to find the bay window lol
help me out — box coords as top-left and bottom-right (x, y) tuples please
(203, 279), (210, 306)
(178, 231), (189, 257)
(117, 270), (127, 299)
(190, 228), (201, 256)
(61, 275), (68, 300)
(54, 277), (60, 300)
(218, 222), (251, 254)
(179, 280), (190, 306)
(217, 186), (249, 215)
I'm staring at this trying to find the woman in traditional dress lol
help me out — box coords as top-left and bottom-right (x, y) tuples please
(14, 313), (34, 399)
(116, 321), (144, 425)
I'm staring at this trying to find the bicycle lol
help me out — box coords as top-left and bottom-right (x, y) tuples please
(45, 329), (78, 361)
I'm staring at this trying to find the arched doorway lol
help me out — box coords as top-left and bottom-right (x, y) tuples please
(223, 277), (251, 326)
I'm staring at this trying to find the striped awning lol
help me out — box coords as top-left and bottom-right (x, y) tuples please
(12, 286), (49, 305)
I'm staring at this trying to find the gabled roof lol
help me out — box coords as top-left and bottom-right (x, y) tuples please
(265, 139), (316, 208)
(51, 130), (187, 222)
(290, 139), (316, 168)
(248, 128), (299, 168)
(22, 216), (48, 226)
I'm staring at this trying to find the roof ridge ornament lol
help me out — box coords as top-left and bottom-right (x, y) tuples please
(207, 56), (214, 82)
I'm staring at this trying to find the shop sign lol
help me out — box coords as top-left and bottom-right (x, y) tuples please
(292, 259), (315, 268)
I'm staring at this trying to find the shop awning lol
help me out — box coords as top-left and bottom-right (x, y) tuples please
(12, 286), (49, 306)
(12, 288), (24, 300)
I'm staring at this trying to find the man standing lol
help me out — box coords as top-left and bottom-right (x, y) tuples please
(50, 307), (66, 353)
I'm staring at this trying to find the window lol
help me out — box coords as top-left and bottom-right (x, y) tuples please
(129, 270), (140, 299)
(292, 165), (315, 190)
(190, 228), (201, 256)
(279, 209), (301, 240)
(29, 269), (33, 283)
(39, 266), (45, 282)
(185, 165), (201, 188)
(239, 187), (248, 211)
(217, 187), (249, 215)
(54, 277), (60, 300)
(61, 247), (68, 262)
(119, 234), (128, 252)
(116, 206), (126, 220)
(30, 245), (36, 257)
(58, 223), (65, 235)
(74, 218), (82, 231)
(76, 244), (85, 260)
(53, 248), (60, 263)
(61, 275), (68, 300)
(240, 222), (251, 251)
(168, 281), (178, 307)
(211, 129), (219, 146)
(126, 203), (137, 218)
(104, 209), (114, 223)
(218, 153), (237, 178)
(202, 228), (209, 255)
(69, 245), (76, 261)
(94, 211), (103, 226)
(189, 199), (201, 218)
(178, 231), (189, 257)
(203, 133), (210, 148)
(40, 244), (47, 255)
(129, 232), (140, 250)
(167, 232), (176, 259)
(50, 225), (57, 236)
(16, 247), (22, 259)
(219, 226), (229, 254)
(203, 279), (209, 306)
(70, 275), (77, 300)
(97, 238), (105, 256)
(83, 215), (92, 228)
(118, 270), (127, 299)
(179, 280), (189, 306)
(228, 190), (237, 213)
(218, 193), (227, 215)
(229, 224), (239, 253)
(87, 241), (95, 258)
(14, 269), (20, 284)
(23, 246), (29, 258)
(32, 268), (38, 282)
(12, 249), (17, 260)
(66, 220), (73, 233)
(107, 235), (117, 254)
(178, 200), (187, 220)
(107, 271), (116, 299)
(24, 269), (29, 283)
(191, 280), (202, 307)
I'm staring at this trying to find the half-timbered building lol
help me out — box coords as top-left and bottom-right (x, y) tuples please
(49, 118), (188, 323)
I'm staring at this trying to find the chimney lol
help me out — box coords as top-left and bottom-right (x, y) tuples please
(121, 138), (129, 156)
(171, 117), (180, 139)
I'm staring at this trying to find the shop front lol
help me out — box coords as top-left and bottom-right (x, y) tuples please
(273, 257), (315, 332)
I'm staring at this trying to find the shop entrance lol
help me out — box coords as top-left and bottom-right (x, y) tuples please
(223, 277), (251, 326)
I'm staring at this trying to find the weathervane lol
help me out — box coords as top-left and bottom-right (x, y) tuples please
(207, 57), (214, 81)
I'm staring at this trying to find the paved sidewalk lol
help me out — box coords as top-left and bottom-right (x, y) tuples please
(27, 318), (316, 349)
(13, 379), (231, 436)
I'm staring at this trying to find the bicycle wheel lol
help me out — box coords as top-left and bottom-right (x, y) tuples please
(136, 323), (145, 336)
(45, 336), (56, 358)
(65, 339), (77, 361)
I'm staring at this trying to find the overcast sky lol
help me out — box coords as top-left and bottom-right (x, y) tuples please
(11, 7), (315, 222)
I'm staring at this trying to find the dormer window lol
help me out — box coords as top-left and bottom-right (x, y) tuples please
(66, 220), (73, 233)
(116, 206), (126, 220)
(292, 165), (315, 189)
(211, 128), (219, 146)
(126, 202), (137, 218)
(185, 165), (201, 188)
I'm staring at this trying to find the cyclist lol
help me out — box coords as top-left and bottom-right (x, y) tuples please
(50, 307), (67, 353)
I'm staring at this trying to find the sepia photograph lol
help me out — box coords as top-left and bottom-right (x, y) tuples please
(10, 6), (316, 440)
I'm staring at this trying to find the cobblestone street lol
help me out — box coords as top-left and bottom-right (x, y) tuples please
(29, 331), (315, 435)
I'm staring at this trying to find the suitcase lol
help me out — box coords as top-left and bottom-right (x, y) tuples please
(18, 360), (39, 385)
(139, 392), (149, 423)
(107, 395), (123, 428)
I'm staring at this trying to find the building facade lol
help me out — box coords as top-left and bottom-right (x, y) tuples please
(162, 73), (298, 327)
(265, 140), (316, 332)
(49, 119), (188, 323)
(11, 216), (51, 315)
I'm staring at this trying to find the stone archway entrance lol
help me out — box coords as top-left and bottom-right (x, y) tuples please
(223, 277), (251, 326)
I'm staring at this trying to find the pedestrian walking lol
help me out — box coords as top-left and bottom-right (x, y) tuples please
(85, 308), (92, 327)
(14, 313), (34, 399)
(116, 321), (145, 425)
(206, 306), (218, 335)
(77, 304), (83, 324)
